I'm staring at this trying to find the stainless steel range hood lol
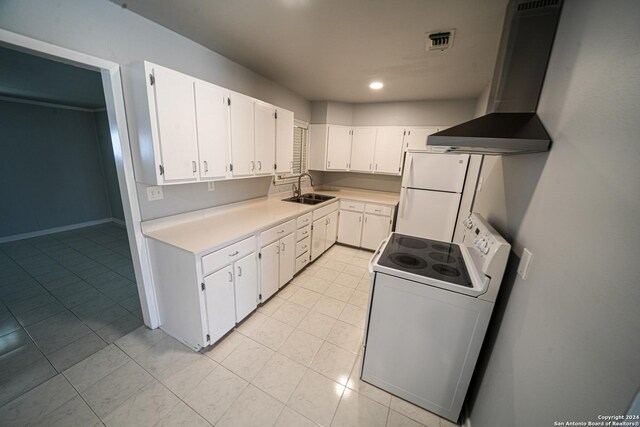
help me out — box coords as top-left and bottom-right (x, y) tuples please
(427, 0), (563, 155)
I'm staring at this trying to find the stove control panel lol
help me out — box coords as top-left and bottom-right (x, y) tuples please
(461, 213), (510, 278)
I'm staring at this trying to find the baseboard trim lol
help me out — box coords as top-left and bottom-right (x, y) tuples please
(111, 218), (126, 227)
(0, 218), (116, 243)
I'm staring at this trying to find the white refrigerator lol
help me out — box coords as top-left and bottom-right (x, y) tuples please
(396, 152), (470, 241)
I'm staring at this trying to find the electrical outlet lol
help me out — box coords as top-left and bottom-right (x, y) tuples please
(517, 248), (533, 280)
(207, 181), (215, 191)
(146, 186), (163, 201)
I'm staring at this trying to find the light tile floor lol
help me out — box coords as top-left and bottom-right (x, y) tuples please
(0, 222), (142, 408)
(0, 242), (461, 426)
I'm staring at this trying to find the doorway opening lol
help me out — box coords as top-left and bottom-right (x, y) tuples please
(0, 32), (156, 406)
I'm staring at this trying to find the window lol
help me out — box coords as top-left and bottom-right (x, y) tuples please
(274, 120), (309, 183)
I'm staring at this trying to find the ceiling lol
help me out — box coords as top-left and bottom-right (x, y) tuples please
(111, 0), (509, 103)
(0, 46), (105, 109)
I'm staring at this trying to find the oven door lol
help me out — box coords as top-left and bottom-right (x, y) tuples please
(362, 272), (493, 422)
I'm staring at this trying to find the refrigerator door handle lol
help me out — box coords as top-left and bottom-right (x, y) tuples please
(400, 188), (408, 218)
(401, 154), (413, 188)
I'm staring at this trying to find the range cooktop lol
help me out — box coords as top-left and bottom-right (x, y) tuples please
(377, 233), (472, 288)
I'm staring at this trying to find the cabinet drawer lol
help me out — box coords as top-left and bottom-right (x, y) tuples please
(295, 253), (310, 272)
(260, 219), (296, 246)
(297, 224), (311, 242)
(340, 200), (365, 212)
(297, 213), (312, 229)
(202, 236), (256, 275)
(296, 237), (310, 257)
(364, 203), (392, 217)
(313, 201), (339, 220)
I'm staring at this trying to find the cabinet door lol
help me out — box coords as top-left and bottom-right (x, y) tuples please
(337, 210), (363, 247)
(404, 127), (440, 151)
(230, 93), (255, 177)
(326, 126), (352, 170)
(325, 210), (339, 249)
(260, 240), (280, 302)
(279, 233), (295, 288)
(151, 66), (199, 182)
(254, 102), (276, 176)
(204, 265), (236, 343)
(234, 252), (257, 322)
(311, 217), (327, 261)
(350, 128), (377, 173)
(361, 214), (392, 250)
(374, 127), (405, 175)
(276, 109), (294, 174)
(195, 81), (230, 180)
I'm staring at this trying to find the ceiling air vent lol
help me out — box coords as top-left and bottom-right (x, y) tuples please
(426, 30), (455, 51)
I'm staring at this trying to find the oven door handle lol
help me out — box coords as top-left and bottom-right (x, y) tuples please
(368, 238), (388, 275)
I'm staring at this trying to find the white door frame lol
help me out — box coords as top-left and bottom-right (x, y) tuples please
(0, 28), (160, 328)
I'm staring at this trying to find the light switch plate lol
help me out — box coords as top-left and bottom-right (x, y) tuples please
(207, 181), (215, 191)
(517, 248), (533, 280)
(146, 186), (164, 201)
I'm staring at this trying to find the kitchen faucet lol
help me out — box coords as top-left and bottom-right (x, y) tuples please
(293, 173), (314, 198)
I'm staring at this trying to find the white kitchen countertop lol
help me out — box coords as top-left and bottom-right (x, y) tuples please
(141, 187), (399, 255)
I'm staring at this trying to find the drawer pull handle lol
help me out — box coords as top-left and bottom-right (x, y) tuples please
(228, 271), (233, 282)
(237, 266), (242, 277)
(229, 251), (239, 257)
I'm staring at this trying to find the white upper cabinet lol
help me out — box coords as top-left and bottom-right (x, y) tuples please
(309, 124), (352, 171)
(254, 101), (276, 176)
(150, 64), (200, 183)
(130, 61), (292, 185)
(275, 109), (294, 174)
(404, 127), (441, 151)
(131, 61), (218, 186)
(308, 124), (408, 176)
(230, 92), (256, 177)
(350, 128), (377, 173)
(326, 125), (352, 170)
(374, 127), (405, 175)
(194, 81), (231, 180)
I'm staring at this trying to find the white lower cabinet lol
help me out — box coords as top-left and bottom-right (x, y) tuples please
(311, 217), (326, 262)
(203, 266), (236, 343)
(279, 233), (295, 287)
(148, 235), (258, 351)
(234, 253), (258, 321)
(259, 233), (294, 301)
(337, 210), (363, 246)
(147, 197), (394, 351)
(338, 200), (394, 249)
(260, 220), (296, 302)
(260, 240), (279, 302)
(361, 213), (392, 250)
(311, 208), (339, 261)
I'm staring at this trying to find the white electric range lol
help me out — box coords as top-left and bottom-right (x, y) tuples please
(362, 213), (510, 422)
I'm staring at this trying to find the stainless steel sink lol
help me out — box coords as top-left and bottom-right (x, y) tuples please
(282, 193), (335, 205)
(300, 193), (335, 201)
(282, 196), (325, 205)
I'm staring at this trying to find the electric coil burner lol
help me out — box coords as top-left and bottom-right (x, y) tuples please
(378, 233), (473, 288)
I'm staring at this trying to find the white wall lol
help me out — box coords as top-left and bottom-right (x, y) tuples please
(0, 0), (311, 221)
(468, 1), (640, 425)
(351, 99), (476, 126)
(311, 99), (476, 126)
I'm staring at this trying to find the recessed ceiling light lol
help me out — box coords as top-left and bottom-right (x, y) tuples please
(369, 81), (384, 90)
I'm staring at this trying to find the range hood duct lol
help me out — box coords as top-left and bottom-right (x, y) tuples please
(427, 0), (563, 155)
